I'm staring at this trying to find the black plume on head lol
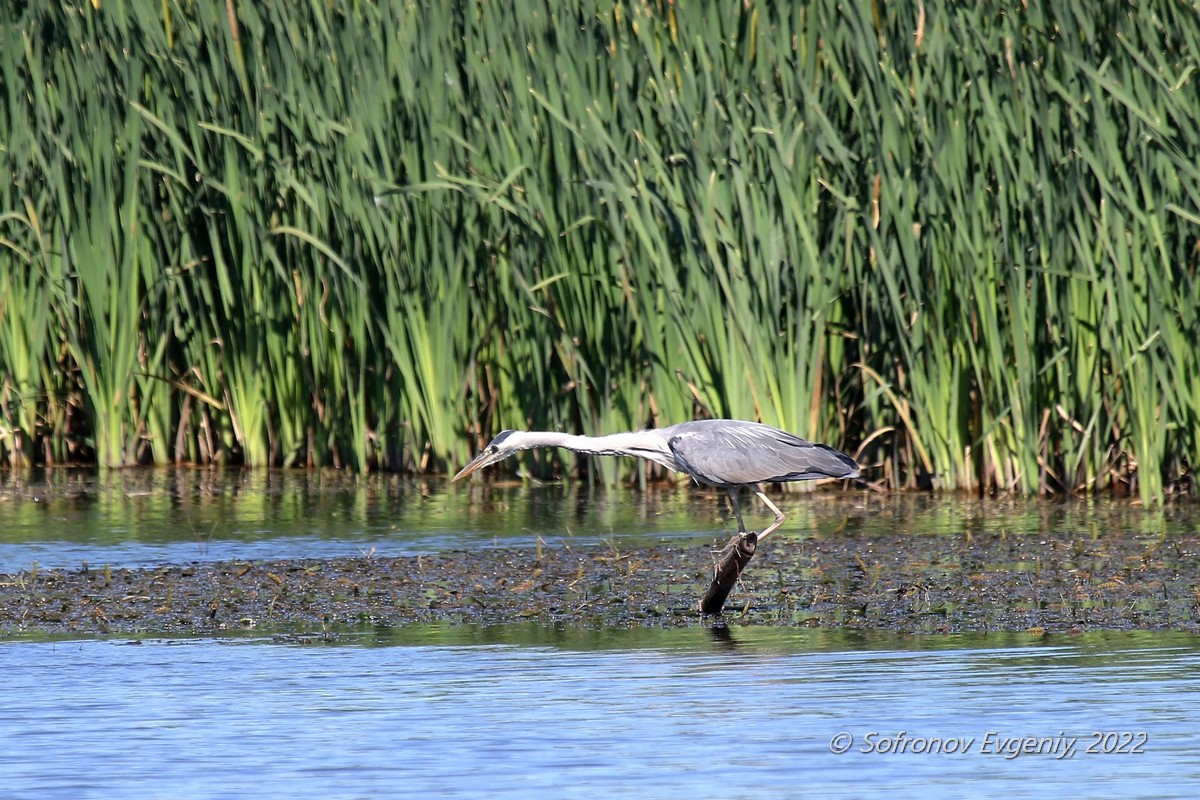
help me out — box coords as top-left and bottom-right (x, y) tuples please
(489, 430), (518, 448)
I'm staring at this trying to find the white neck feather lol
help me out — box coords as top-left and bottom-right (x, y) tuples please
(504, 430), (677, 470)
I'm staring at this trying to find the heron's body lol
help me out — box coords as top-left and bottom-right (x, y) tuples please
(453, 419), (858, 539)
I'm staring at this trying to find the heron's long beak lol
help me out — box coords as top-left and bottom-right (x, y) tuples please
(451, 450), (499, 482)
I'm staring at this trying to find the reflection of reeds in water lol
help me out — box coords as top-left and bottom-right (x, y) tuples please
(1, 1), (1197, 505)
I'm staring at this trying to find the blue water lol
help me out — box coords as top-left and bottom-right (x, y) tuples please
(3, 469), (1191, 573)
(0, 470), (726, 571)
(4, 472), (1199, 796)
(2, 627), (1198, 798)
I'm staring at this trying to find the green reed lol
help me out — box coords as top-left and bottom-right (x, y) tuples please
(1, 1), (1197, 504)
(0, 212), (51, 467)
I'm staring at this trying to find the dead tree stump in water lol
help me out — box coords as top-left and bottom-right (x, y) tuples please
(699, 532), (757, 615)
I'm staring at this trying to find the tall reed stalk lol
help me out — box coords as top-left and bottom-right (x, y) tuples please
(0, 212), (51, 466)
(1, 1), (1197, 503)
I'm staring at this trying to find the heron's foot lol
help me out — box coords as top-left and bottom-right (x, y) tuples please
(711, 530), (757, 563)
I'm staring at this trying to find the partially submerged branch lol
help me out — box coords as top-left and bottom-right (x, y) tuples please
(699, 532), (757, 615)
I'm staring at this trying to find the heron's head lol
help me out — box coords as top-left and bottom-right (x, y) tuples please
(451, 430), (524, 481)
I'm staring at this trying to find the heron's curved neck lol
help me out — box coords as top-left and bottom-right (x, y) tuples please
(513, 430), (676, 469)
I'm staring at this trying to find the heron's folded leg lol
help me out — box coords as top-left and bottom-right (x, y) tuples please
(725, 487), (747, 533)
(754, 488), (786, 540)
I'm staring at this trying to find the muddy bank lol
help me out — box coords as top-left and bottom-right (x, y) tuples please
(3, 527), (1197, 637)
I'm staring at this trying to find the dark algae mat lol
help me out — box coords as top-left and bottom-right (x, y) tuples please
(4, 528), (1196, 636)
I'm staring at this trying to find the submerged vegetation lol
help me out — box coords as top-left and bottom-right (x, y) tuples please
(1, 1), (1198, 503)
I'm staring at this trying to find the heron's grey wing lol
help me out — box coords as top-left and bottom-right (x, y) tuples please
(665, 421), (858, 485)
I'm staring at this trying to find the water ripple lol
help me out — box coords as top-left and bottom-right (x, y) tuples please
(1, 630), (1199, 798)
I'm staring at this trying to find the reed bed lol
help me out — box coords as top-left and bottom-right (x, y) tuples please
(1, 1), (1197, 504)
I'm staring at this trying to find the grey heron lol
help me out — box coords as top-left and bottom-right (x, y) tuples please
(452, 419), (859, 539)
